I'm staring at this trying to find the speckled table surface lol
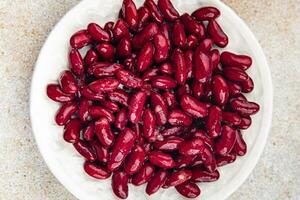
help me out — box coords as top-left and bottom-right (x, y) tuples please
(0, 0), (299, 200)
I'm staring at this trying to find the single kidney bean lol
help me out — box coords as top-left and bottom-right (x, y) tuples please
(137, 6), (151, 31)
(108, 128), (136, 171)
(175, 181), (201, 198)
(198, 38), (213, 52)
(152, 75), (177, 89)
(222, 111), (242, 126)
(73, 140), (97, 161)
(117, 37), (132, 58)
(223, 66), (249, 82)
(175, 155), (196, 168)
(164, 169), (192, 187)
(146, 169), (168, 195)
(132, 162), (155, 186)
(212, 75), (229, 106)
(87, 23), (111, 42)
(124, 145), (145, 175)
(194, 47), (212, 83)
(143, 108), (156, 141)
(233, 130), (247, 156)
(193, 130), (213, 149)
(159, 62), (173, 75)
(227, 81), (242, 96)
(216, 154), (236, 167)
(161, 126), (184, 137)
(89, 106), (115, 123)
(208, 20), (228, 48)
(177, 84), (191, 97)
(186, 35), (199, 50)
(132, 22), (159, 49)
(153, 33), (169, 63)
(220, 51), (252, 70)
(112, 171), (129, 199)
(154, 136), (184, 152)
(230, 99), (260, 116)
(241, 77), (254, 93)
(113, 19), (130, 41)
(149, 151), (175, 169)
(192, 7), (221, 21)
(104, 21), (114, 32)
(239, 116), (252, 129)
(55, 102), (77, 126)
(214, 125), (237, 155)
(116, 69), (143, 89)
(78, 99), (91, 122)
(94, 117), (114, 147)
(96, 43), (115, 61)
(173, 48), (187, 85)
(59, 70), (78, 94)
(137, 42), (154, 72)
(83, 123), (95, 141)
(142, 68), (159, 82)
(157, 0), (179, 21)
(160, 23), (172, 48)
(88, 78), (120, 93)
(84, 49), (98, 66)
(115, 108), (128, 130)
(206, 106), (222, 138)
(180, 94), (208, 118)
(80, 86), (105, 101)
(199, 146), (216, 172)
(69, 49), (84, 76)
(180, 13), (205, 40)
(168, 109), (193, 127)
(128, 91), (147, 123)
(88, 62), (123, 77)
(144, 0), (163, 24)
(121, 0), (138, 30)
(192, 168), (220, 182)
(210, 49), (220, 70)
(163, 91), (178, 109)
(107, 89), (129, 106)
(84, 161), (111, 179)
(63, 118), (81, 143)
(70, 30), (92, 49)
(178, 138), (205, 156)
(172, 20), (187, 48)
(150, 92), (168, 126)
(192, 80), (204, 99)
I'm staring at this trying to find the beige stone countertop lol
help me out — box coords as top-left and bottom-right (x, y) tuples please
(0, 0), (299, 199)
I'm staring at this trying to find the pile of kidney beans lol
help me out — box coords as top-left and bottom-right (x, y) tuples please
(46, 0), (260, 198)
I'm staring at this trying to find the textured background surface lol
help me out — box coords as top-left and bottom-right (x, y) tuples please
(0, 0), (299, 200)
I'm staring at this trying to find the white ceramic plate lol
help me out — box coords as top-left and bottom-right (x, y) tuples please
(30, 0), (273, 199)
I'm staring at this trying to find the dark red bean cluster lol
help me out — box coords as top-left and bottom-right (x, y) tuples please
(46, 0), (260, 198)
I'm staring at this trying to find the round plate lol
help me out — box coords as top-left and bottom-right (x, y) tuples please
(30, 0), (273, 199)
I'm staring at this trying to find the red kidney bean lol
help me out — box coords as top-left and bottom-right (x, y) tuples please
(146, 169), (168, 195)
(192, 7), (221, 21)
(63, 118), (81, 143)
(163, 91), (178, 109)
(137, 6), (151, 31)
(186, 35), (199, 50)
(206, 106), (222, 138)
(113, 19), (130, 41)
(199, 146), (216, 172)
(178, 138), (205, 156)
(203, 81), (213, 101)
(107, 89), (129, 106)
(223, 66), (249, 83)
(175, 181), (201, 198)
(150, 92), (168, 126)
(215, 125), (237, 155)
(210, 49), (220, 70)
(192, 168), (220, 182)
(230, 99), (260, 116)
(108, 128), (136, 171)
(160, 23), (172, 48)
(73, 140), (97, 161)
(59, 70), (78, 94)
(88, 78), (120, 93)
(88, 62), (123, 77)
(161, 126), (184, 137)
(168, 109), (193, 126)
(55, 102), (77, 126)
(137, 42), (154, 72)
(152, 75), (177, 89)
(227, 81), (242, 96)
(96, 43), (115, 61)
(239, 116), (252, 129)
(89, 106), (115, 123)
(112, 171), (129, 199)
(233, 130), (247, 156)
(143, 108), (156, 141)
(172, 20), (187, 48)
(154, 136), (184, 152)
(194, 47), (212, 83)
(115, 108), (128, 130)
(87, 23), (111, 42)
(192, 80), (204, 99)
(157, 0), (179, 21)
(80, 86), (105, 101)
(84, 49), (98, 66)
(153, 33), (169, 63)
(208, 20), (228, 48)
(175, 155), (196, 168)
(78, 99), (91, 122)
(70, 30), (92, 49)
(121, 0), (138, 30)
(149, 151), (175, 169)
(220, 51), (252, 70)
(124, 145), (145, 175)
(117, 37), (132, 58)
(83, 123), (95, 141)
(173, 48), (187, 85)
(128, 91), (147, 123)
(84, 161), (111, 179)
(180, 94), (208, 118)
(69, 49), (84, 76)
(241, 77), (254, 93)
(198, 38), (213, 53)
(212, 75), (229, 106)
(193, 130), (213, 149)
(132, 22), (159, 49)
(144, 0), (163, 24)
(177, 84), (191, 97)
(104, 21), (114, 32)
(180, 13), (205, 40)
(233, 93), (247, 101)
(90, 140), (109, 163)
(101, 100), (119, 113)
(216, 154), (237, 167)
(116, 69), (143, 89)
(159, 62), (173, 75)
(142, 68), (159, 82)
(222, 111), (242, 126)
(132, 162), (155, 186)
(94, 117), (114, 147)
(165, 169), (192, 187)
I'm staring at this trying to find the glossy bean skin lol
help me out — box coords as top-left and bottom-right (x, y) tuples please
(180, 13), (205, 40)
(112, 171), (129, 199)
(176, 182), (201, 199)
(178, 138), (205, 156)
(63, 118), (81, 143)
(143, 108), (156, 141)
(96, 43), (115, 61)
(180, 94), (208, 118)
(239, 116), (252, 130)
(173, 48), (187, 85)
(117, 37), (132, 58)
(88, 62), (123, 77)
(150, 92), (168, 126)
(241, 77), (254, 93)
(132, 22), (159, 49)
(157, 0), (179, 21)
(113, 19), (130, 40)
(216, 154), (236, 167)
(108, 89), (129, 106)
(230, 99), (260, 116)
(223, 67), (248, 82)
(146, 169), (168, 195)
(168, 109), (193, 126)
(90, 140), (109, 163)
(69, 49), (84, 76)
(116, 69), (143, 89)
(172, 20), (187, 48)
(227, 81), (242, 96)
(186, 35), (199, 50)
(206, 106), (222, 138)
(208, 20), (228, 47)
(128, 91), (147, 123)
(104, 21), (114, 32)
(78, 99), (91, 122)
(220, 51), (252, 70)
(177, 84), (191, 97)
(89, 106), (115, 123)
(73, 140), (97, 161)
(222, 112), (242, 126)
(88, 78), (120, 93)
(192, 80), (204, 99)
(137, 6), (151, 31)
(165, 169), (192, 187)
(137, 42), (154, 72)
(194, 47), (212, 83)
(149, 151), (175, 169)
(87, 23), (111, 42)
(142, 68), (159, 82)
(214, 125), (237, 156)
(193, 130), (213, 149)
(132, 162), (155, 186)
(84, 49), (98, 66)
(124, 145), (145, 175)
(84, 161), (111, 179)
(100, 100), (119, 113)
(108, 128), (137, 171)
(212, 75), (229, 106)
(198, 38), (213, 53)
(199, 146), (216, 172)
(70, 30), (92, 49)
(121, 0), (138, 30)
(192, 168), (220, 182)
(175, 155), (196, 168)
(154, 136), (184, 152)
(163, 91), (178, 109)
(95, 117), (115, 147)
(83, 123), (95, 141)
(153, 33), (169, 63)
(192, 7), (221, 21)
(159, 62), (173, 75)
(161, 126), (184, 137)
(81, 86), (105, 101)
(210, 49), (220, 70)
(59, 70), (78, 94)
(160, 23), (172, 48)
(233, 130), (247, 156)
(152, 75), (177, 89)
(144, 0), (163, 24)
(115, 108), (128, 130)
(55, 102), (77, 126)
